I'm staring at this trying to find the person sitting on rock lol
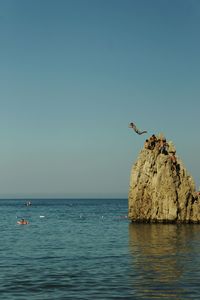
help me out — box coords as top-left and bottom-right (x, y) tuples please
(149, 134), (157, 150)
(169, 152), (180, 175)
(159, 138), (169, 155)
(155, 139), (161, 151)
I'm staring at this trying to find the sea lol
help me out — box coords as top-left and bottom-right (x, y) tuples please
(0, 198), (200, 300)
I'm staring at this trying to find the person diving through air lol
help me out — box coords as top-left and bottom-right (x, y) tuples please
(129, 122), (147, 135)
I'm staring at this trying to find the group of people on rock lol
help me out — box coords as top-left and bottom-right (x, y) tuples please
(144, 134), (169, 155)
(143, 134), (200, 197)
(144, 134), (180, 175)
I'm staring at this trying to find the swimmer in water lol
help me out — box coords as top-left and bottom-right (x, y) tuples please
(17, 218), (29, 225)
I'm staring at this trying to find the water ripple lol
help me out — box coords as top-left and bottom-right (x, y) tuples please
(1, 200), (200, 299)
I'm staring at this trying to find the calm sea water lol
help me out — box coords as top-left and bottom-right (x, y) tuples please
(0, 199), (200, 299)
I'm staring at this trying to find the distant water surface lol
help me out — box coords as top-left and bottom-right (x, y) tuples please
(0, 199), (200, 299)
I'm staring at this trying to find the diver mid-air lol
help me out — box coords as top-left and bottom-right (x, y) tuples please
(129, 122), (147, 135)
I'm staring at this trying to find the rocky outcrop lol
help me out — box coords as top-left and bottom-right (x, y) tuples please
(128, 136), (200, 223)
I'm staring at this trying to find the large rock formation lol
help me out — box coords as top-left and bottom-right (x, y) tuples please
(128, 136), (200, 223)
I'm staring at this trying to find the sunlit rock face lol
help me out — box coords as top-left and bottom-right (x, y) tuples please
(128, 137), (200, 223)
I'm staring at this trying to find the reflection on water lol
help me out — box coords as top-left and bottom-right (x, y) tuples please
(129, 223), (200, 299)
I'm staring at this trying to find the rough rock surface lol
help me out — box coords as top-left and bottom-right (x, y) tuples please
(128, 138), (200, 223)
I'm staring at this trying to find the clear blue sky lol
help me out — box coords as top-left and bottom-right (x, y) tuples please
(0, 0), (200, 198)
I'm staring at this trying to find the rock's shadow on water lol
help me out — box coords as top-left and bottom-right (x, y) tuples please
(128, 223), (200, 299)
